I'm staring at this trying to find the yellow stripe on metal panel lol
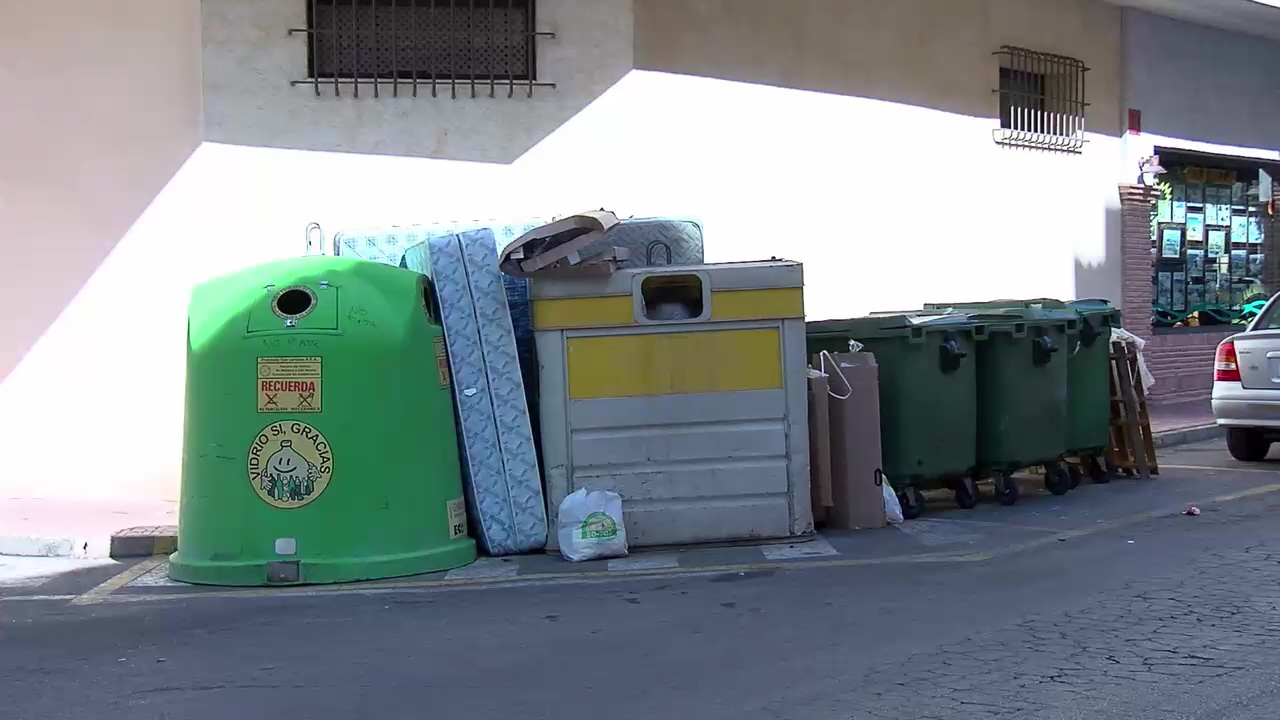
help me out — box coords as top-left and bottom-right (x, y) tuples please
(533, 295), (633, 330)
(711, 288), (804, 321)
(567, 328), (783, 399)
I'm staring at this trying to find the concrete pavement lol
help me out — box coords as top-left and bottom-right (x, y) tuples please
(3, 439), (1280, 719)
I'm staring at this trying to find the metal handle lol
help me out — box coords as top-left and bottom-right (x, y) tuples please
(305, 222), (323, 256)
(1078, 317), (1100, 348)
(1033, 334), (1059, 366)
(646, 241), (673, 266)
(939, 336), (967, 374)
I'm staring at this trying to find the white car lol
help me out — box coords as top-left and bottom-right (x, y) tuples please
(1212, 294), (1280, 462)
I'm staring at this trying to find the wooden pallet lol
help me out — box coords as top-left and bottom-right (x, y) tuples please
(1106, 341), (1157, 478)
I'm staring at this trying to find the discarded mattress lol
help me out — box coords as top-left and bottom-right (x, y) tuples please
(396, 221), (545, 443)
(333, 226), (436, 267)
(428, 229), (547, 555)
(609, 217), (705, 267)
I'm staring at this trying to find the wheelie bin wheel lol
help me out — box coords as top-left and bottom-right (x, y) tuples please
(1087, 455), (1111, 484)
(898, 488), (926, 520)
(1044, 462), (1072, 496)
(953, 476), (979, 510)
(995, 472), (1019, 506)
(1066, 462), (1083, 489)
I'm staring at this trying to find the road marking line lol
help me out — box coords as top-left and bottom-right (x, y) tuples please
(608, 554), (681, 572)
(927, 517), (1065, 532)
(0, 594), (77, 602)
(992, 482), (1280, 556)
(762, 536), (840, 561)
(1162, 464), (1280, 474)
(70, 557), (165, 606)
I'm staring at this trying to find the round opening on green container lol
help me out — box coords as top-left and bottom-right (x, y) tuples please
(273, 286), (316, 320)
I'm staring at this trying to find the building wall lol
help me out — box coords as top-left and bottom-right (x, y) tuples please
(0, 0), (1130, 505)
(628, 0), (1126, 320)
(1120, 9), (1280, 402)
(202, 0), (634, 162)
(0, 1), (203, 501)
(1123, 9), (1280, 162)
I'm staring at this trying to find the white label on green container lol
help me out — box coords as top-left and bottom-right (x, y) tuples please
(447, 497), (468, 540)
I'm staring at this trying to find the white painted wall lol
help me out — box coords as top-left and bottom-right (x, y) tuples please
(1122, 9), (1280, 170)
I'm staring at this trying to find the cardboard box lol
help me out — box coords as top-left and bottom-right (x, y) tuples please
(825, 352), (887, 530)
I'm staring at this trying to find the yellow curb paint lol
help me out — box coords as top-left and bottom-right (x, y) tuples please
(70, 557), (166, 606)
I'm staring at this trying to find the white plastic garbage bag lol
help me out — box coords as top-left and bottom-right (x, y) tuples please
(1112, 328), (1155, 394)
(882, 478), (904, 525)
(557, 488), (629, 562)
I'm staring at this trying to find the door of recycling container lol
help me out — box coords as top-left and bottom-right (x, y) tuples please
(806, 314), (980, 484)
(171, 257), (477, 586)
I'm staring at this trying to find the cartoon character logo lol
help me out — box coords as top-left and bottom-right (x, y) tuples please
(247, 421), (333, 509)
(579, 512), (619, 541)
(261, 440), (320, 503)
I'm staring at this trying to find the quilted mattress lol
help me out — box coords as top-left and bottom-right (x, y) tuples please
(396, 222), (545, 454)
(428, 229), (547, 555)
(333, 226), (435, 267)
(607, 217), (705, 267)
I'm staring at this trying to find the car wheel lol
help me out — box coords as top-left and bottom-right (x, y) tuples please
(1226, 428), (1271, 463)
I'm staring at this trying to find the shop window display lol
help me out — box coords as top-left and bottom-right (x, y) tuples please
(1151, 161), (1275, 331)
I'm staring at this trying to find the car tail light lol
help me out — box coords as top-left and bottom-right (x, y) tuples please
(1215, 341), (1241, 382)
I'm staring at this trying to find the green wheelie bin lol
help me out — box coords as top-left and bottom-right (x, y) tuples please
(806, 313), (983, 519)
(926, 298), (1120, 486)
(1063, 299), (1121, 483)
(955, 307), (1077, 504)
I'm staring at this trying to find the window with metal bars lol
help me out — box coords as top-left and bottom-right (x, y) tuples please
(291, 0), (555, 98)
(993, 46), (1088, 153)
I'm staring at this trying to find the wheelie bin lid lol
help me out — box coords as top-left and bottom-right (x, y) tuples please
(1066, 298), (1121, 326)
(924, 298), (1070, 312)
(807, 312), (977, 341)
(957, 306), (1079, 332)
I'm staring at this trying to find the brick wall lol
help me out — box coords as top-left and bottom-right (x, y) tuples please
(1118, 183), (1230, 404)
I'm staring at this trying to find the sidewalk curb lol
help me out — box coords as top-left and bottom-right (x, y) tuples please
(1152, 424), (1222, 449)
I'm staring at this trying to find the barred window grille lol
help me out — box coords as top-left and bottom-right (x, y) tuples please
(290, 0), (555, 98)
(993, 46), (1088, 153)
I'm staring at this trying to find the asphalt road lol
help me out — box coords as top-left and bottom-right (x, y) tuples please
(5, 439), (1280, 720)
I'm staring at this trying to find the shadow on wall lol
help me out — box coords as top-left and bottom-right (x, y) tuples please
(1124, 10), (1280, 152)
(0, 0), (202, 385)
(1074, 200), (1124, 305)
(633, 0), (1123, 136)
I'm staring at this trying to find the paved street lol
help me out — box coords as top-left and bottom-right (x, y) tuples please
(4, 438), (1280, 720)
